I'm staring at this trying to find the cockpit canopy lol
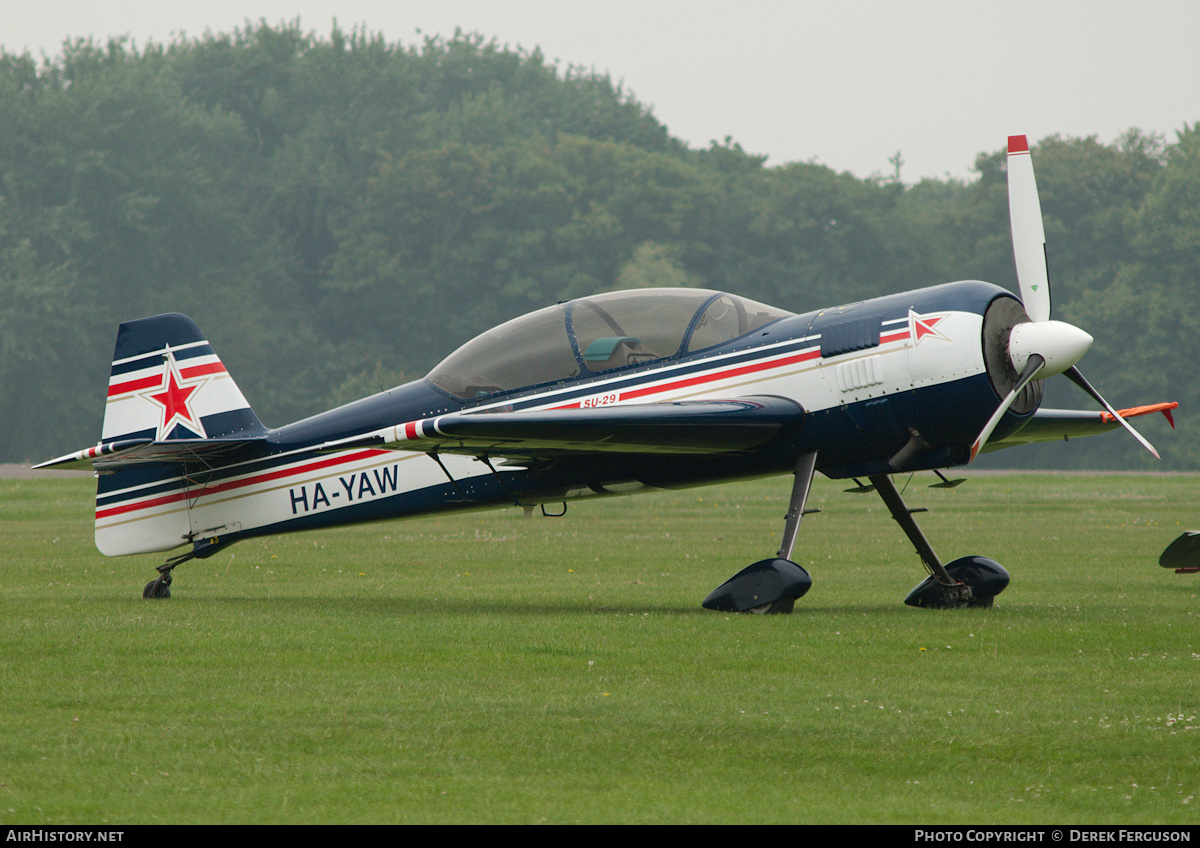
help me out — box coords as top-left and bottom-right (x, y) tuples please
(427, 288), (792, 400)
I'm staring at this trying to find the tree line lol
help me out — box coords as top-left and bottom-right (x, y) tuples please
(1, 20), (1194, 469)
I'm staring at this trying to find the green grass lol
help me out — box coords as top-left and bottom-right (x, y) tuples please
(2, 472), (1199, 824)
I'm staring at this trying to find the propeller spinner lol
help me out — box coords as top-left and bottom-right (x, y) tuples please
(970, 135), (1160, 460)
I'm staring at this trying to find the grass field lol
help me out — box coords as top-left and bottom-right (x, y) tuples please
(2, 471), (1198, 824)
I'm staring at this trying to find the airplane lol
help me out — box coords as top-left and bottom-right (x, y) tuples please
(1159, 532), (1200, 574)
(37, 135), (1178, 612)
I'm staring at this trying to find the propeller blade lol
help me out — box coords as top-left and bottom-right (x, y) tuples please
(1064, 366), (1161, 459)
(970, 354), (1045, 460)
(1008, 135), (1052, 323)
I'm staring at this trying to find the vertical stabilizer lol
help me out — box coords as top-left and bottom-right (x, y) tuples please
(94, 314), (266, 556)
(103, 313), (265, 443)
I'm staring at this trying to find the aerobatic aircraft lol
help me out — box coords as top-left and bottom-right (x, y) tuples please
(38, 136), (1177, 611)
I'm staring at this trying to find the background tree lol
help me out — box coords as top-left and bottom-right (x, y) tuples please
(0, 21), (1191, 468)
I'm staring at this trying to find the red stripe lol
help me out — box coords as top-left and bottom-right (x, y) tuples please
(621, 348), (822, 402)
(546, 347), (819, 409)
(95, 489), (194, 521)
(405, 421), (419, 440)
(549, 345), (830, 410)
(107, 374), (162, 397)
(107, 361), (227, 398)
(548, 330), (916, 410)
(180, 362), (226, 380)
(1008, 135), (1029, 154)
(94, 448), (390, 521)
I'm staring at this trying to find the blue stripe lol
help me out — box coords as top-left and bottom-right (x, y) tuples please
(110, 343), (215, 376)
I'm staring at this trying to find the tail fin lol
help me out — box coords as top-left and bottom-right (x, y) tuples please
(37, 313), (269, 556)
(103, 313), (265, 443)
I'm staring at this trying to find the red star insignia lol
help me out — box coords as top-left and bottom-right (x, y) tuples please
(143, 348), (207, 439)
(909, 311), (950, 344)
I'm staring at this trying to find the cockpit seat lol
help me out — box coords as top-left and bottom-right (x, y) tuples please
(583, 336), (657, 368)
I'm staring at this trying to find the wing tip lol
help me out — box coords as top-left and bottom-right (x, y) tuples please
(1099, 401), (1178, 428)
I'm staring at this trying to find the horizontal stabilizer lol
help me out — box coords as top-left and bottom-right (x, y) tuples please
(34, 439), (154, 472)
(34, 436), (269, 473)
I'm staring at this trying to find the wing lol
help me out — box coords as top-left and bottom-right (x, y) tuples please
(981, 402), (1177, 453)
(376, 397), (805, 458)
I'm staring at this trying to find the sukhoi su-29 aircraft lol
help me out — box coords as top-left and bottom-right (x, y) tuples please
(38, 136), (1178, 612)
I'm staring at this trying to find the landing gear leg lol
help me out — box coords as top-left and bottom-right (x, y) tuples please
(778, 451), (819, 564)
(142, 536), (234, 599)
(702, 452), (818, 614)
(869, 475), (1009, 608)
(143, 549), (199, 599)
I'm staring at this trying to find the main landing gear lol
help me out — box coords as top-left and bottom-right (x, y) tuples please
(868, 474), (1009, 608)
(702, 455), (1009, 613)
(702, 452), (818, 614)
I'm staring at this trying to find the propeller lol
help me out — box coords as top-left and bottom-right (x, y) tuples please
(969, 135), (1160, 460)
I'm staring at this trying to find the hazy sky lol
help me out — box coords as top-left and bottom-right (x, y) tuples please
(5, 0), (1200, 181)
